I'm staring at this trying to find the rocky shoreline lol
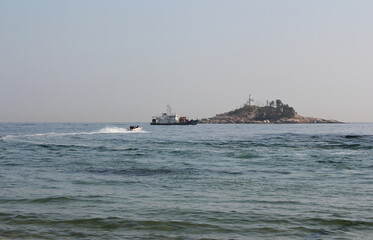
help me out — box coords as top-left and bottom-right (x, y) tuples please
(199, 103), (341, 124)
(200, 114), (341, 124)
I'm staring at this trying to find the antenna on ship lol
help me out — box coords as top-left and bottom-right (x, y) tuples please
(246, 94), (254, 106)
(167, 104), (172, 115)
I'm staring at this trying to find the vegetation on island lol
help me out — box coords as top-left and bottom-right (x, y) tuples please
(200, 99), (340, 124)
(254, 99), (296, 121)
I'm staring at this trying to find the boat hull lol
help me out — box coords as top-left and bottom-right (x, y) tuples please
(150, 120), (198, 125)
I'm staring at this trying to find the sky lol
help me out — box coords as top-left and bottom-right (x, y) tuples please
(1, 0), (373, 122)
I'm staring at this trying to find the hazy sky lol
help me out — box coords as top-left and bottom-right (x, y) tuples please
(1, 0), (373, 122)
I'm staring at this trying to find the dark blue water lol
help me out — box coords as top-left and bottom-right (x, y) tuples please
(1, 123), (373, 239)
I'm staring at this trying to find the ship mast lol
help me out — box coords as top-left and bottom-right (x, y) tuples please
(167, 104), (172, 115)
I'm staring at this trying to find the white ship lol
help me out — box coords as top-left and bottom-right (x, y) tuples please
(151, 105), (198, 125)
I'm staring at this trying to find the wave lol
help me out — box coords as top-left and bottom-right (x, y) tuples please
(0, 196), (76, 204)
(302, 218), (373, 240)
(0, 214), (225, 234)
(86, 167), (199, 176)
(85, 166), (245, 177)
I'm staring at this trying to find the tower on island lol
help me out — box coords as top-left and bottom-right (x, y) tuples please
(246, 94), (254, 106)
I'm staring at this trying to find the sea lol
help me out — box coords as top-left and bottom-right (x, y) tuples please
(0, 122), (372, 240)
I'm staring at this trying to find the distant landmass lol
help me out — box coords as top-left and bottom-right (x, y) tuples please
(200, 99), (341, 124)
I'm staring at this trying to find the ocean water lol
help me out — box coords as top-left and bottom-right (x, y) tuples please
(0, 123), (373, 240)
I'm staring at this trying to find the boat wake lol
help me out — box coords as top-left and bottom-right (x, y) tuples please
(1, 126), (147, 141)
(95, 126), (132, 134)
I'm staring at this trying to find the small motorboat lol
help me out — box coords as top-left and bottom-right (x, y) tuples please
(127, 125), (142, 131)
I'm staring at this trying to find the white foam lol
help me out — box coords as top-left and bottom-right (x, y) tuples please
(1, 126), (147, 141)
(95, 126), (129, 134)
(93, 126), (147, 134)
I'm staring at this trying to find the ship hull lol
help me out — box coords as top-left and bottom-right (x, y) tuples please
(150, 120), (198, 125)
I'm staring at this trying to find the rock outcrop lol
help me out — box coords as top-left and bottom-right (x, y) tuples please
(200, 103), (341, 124)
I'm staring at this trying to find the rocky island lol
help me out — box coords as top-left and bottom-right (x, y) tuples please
(200, 99), (341, 124)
